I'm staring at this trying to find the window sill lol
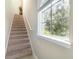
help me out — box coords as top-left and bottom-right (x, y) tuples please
(37, 34), (72, 48)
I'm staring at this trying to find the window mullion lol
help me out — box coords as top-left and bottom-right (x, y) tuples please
(50, 3), (53, 33)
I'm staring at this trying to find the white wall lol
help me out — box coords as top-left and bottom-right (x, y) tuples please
(5, 0), (21, 52)
(5, 0), (13, 52)
(11, 0), (21, 15)
(23, 0), (73, 59)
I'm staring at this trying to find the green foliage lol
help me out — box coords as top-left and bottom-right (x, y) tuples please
(43, 10), (51, 32)
(44, 6), (69, 36)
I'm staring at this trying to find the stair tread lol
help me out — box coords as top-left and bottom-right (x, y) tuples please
(6, 52), (32, 59)
(7, 43), (31, 52)
(8, 39), (29, 46)
(11, 30), (26, 31)
(11, 28), (26, 30)
(11, 31), (27, 33)
(9, 38), (29, 41)
(6, 48), (32, 58)
(12, 25), (25, 26)
(11, 29), (26, 31)
(10, 36), (28, 39)
(10, 32), (27, 35)
(10, 37), (28, 39)
(10, 34), (28, 37)
(12, 26), (26, 27)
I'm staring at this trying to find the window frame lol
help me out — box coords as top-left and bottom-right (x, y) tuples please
(37, 0), (72, 48)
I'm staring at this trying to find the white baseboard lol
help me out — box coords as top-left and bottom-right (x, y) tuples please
(33, 51), (38, 59)
(5, 15), (14, 54)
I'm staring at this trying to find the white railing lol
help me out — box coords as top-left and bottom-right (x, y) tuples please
(24, 16), (32, 31)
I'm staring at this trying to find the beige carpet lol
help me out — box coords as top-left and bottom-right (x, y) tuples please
(6, 15), (33, 59)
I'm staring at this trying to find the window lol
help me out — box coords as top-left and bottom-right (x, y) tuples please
(38, 0), (70, 41)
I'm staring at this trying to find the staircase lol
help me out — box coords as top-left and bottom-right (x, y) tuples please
(6, 15), (32, 59)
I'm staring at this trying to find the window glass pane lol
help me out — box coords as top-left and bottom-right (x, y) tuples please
(40, 0), (49, 7)
(51, 0), (70, 40)
(41, 7), (51, 35)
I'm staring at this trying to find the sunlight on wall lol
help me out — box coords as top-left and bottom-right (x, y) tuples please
(23, 0), (30, 14)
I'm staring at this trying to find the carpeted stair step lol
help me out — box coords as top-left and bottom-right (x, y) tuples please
(11, 28), (26, 31)
(6, 48), (32, 59)
(12, 26), (25, 28)
(10, 36), (28, 39)
(7, 43), (31, 52)
(10, 31), (27, 34)
(8, 38), (29, 45)
(12, 23), (25, 26)
(10, 32), (27, 35)
(10, 33), (28, 36)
